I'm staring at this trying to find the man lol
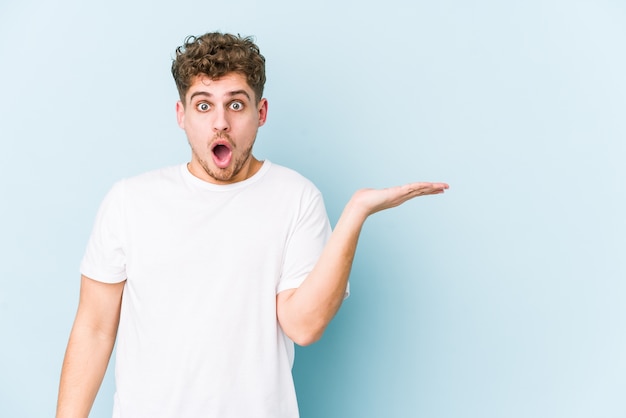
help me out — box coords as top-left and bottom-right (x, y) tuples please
(56, 32), (448, 418)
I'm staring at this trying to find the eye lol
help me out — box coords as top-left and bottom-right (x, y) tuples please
(229, 101), (243, 111)
(196, 102), (210, 112)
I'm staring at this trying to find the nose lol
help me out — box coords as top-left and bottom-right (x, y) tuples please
(213, 107), (230, 132)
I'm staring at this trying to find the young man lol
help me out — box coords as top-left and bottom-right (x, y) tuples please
(56, 32), (448, 418)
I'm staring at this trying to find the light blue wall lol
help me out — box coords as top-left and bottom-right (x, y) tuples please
(1, 0), (624, 417)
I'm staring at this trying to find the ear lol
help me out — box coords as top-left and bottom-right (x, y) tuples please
(175, 101), (185, 129)
(257, 98), (268, 127)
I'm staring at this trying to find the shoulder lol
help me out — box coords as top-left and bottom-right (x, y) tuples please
(102, 164), (186, 204)
(264, 162), (320, 193)
(115, 164), (185, 192)
(123, 164), (184, 185)
(260, 162), (327, 215)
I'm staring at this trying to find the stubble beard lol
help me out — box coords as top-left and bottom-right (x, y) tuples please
(191, 138), (255, 183)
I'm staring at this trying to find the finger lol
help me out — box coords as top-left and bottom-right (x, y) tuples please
(410, 183), (449, 194)
(408, 185), (447, 197)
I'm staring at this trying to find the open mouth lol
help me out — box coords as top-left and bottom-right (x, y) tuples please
(213, 144), (230, 160)
(211, 142), (233, 168)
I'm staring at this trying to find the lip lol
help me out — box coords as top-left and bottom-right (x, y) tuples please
(211, 139), (233, 169)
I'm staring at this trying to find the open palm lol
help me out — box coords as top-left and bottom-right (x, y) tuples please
(352, 182), (449, 217)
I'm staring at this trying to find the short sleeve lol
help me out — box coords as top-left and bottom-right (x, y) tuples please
(79, 181), (127, 283)
(277, 191), (350, 298)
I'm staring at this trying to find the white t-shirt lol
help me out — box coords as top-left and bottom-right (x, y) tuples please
(80, 161), (333, 418)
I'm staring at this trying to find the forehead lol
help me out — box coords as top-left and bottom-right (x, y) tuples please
(186, 72), (253, 101)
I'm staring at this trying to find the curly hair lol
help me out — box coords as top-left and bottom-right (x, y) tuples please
(171, 32), (266, 103)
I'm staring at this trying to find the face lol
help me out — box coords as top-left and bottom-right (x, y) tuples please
(176, 72), (268, 184)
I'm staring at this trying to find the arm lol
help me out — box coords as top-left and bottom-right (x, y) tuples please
(276, 181), (449, 346)
(56, 275), (125, 418)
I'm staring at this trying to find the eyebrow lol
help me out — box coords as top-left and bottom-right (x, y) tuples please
(189, 89), (251, 102)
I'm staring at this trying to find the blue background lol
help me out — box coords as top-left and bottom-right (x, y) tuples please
(1, 0), (625, 417)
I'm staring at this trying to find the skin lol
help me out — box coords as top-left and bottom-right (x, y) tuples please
(56, 276), (124, 418)
(276, 182), (448, 345)
(175, 72), (268, 185)
(56, 70), (449, 417)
